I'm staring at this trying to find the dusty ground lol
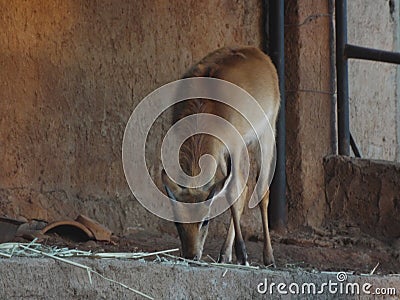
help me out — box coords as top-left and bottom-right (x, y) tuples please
(19, 226), (400, 276)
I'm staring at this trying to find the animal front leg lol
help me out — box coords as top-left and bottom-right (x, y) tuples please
(231, 186), (248, 265)
(218, 218), (234, 263)
(231, 204), (248, 265)
(218, 185), (247, 263)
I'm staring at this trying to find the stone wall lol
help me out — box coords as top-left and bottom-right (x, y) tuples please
(324, 155), (400, 240)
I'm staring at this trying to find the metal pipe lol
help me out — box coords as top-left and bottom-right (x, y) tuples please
(267, 0), (287, 230)
(262, 0), (270, 55)
(345, 44), (400, 64)
(328, 0), (338, 154)
(335, 0), (350, 155)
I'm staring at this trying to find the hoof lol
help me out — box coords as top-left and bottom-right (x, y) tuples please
(263, 255), (276, 268)
(218, 253), (232, 264)
(235, 240), (248, 266)
(237, 260), (250, 266)
(236, 254), (249, 266)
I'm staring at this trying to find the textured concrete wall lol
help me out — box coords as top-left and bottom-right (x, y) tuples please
(0, 0), (341, 241)
(284, 0), (334, 229)
(348, 0), (400, 161)
(0, 0), (263, 235)
(324, 155), (400, 240)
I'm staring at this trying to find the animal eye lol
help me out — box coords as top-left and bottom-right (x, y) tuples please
(201, 219), (209, 228)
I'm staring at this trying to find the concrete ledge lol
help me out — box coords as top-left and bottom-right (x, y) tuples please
(0, 258), (399, 299)
(324, 155), (400, 240)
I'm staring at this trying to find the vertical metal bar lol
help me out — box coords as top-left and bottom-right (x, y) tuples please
(262, 0), (270, 55)
(268, 0), (287, 230)
(335, 0), (350, 155)
(328, 0), (338, 154)
(350, 132), (361, 157)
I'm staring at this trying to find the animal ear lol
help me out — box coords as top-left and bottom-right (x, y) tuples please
(205, 173), (231, 206)
(209, 180), (224, 198)
(161, 169), (182, 200)
(215, 166), (236, 202)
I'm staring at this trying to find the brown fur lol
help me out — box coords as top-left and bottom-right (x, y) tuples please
(162, 46), (280, 265)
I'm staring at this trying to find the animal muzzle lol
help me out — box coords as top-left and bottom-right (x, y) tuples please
(181, 249), (202, 261)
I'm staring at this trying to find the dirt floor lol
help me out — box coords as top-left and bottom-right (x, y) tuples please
(16, 226), (400, 276)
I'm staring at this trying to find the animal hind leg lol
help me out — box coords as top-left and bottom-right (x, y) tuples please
(259, 190), (275, 266)
(256, 134), (276, 266)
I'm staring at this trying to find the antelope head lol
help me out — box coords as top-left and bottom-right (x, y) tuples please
(161, 170), (227, 260)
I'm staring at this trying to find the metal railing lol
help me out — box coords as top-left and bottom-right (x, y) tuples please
(336, 0), (400, 156)
(264, 0), (400, 229)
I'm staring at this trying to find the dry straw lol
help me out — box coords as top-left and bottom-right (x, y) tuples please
(0, 240), (180, 300)
(0, 240), (263, 299)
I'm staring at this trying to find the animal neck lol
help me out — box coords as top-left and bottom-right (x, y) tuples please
(179, 134), (228, 185)
(174, 98), (229, 186)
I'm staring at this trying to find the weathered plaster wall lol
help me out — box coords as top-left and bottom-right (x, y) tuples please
(0, 0), (263, 235)
(348, 0), (400, 161)
(0, 0), (338, 240)
(324, 155), (400, 240)
(284, 0), (334, 229)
